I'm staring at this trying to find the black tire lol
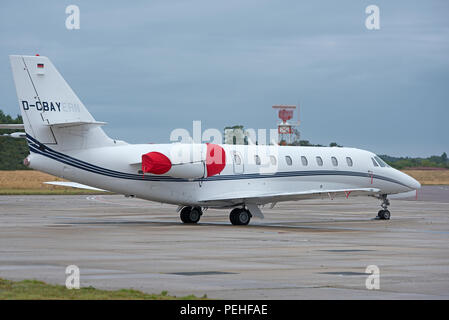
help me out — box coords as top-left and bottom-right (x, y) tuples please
(189, 207), (202, 223)
(377, 210), (384, 218)
(378, 209), (391, 220)
(180, 206), (202, 224)
(229, 208), (241, 225)
(237, 210), (251, 225)
(229, 208), (251, 225)
(180, 207), (192, 223)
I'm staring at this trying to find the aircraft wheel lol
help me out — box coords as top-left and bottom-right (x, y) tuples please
(230, 208), (251, 225)
(377, 209), (390, 220)
(180, 206), (201, 224)
(377, 210), (383, 218)
(229, 208), (240, 225)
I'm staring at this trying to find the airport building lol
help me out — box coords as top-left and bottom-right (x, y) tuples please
(223, 125), (250, 145)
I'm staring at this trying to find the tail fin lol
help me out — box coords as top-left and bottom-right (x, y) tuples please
(9, 55), (116, 150)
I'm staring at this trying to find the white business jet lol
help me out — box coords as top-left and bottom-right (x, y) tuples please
(6, 55), (420, 225)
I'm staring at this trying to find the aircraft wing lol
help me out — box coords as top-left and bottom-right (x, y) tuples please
(198, 187), (381, 207)
(44, 181), (108, 192)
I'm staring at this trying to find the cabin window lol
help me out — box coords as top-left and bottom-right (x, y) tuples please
(301, 156), (308, 166)
(346, 157), (353, 167)
(270, 155), (277, 166)
(316, 156), (323, 166)
(285, 156), (292, 166)
(234, 154), (242, 165)
(331, 156), (338, 166)
(371, 157), (379, 167)
(254, 155), (261, 165)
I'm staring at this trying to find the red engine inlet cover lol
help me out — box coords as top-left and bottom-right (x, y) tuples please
(206, 143), (226, 177)
(142, 152), (172, 175)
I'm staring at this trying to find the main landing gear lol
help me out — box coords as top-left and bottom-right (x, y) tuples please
(229, 208), (252, 225)
(179, 206), (254, 225)
(180, 206), (202, 224)
(377, 194), (391, 220)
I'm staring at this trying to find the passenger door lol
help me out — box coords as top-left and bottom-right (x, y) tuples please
(232, 151), (244, 174)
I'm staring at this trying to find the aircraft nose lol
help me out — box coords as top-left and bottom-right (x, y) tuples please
(400, 171), (421, 190)
(408, 176), (421, 190)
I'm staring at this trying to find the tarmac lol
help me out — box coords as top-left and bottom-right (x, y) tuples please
(0, 185), (448, 299)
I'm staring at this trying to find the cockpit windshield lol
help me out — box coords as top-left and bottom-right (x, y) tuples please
(374, 156), (390, 168)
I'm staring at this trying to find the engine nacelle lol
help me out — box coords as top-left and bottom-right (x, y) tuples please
(142, 143), (226, 179)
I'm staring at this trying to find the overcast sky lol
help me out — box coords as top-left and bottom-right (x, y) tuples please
(0, 0), (448, 156)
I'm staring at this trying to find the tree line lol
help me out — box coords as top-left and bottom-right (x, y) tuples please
(0, 110), (30, 170)
(379, 153), (449, 170)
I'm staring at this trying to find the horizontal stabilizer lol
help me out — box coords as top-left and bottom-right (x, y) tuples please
(0, 124), (25, 129)
(44, 181), (107, 192)
(43, 120), (106, 128)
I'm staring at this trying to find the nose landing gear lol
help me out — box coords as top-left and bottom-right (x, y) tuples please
(377, 194), (391, 220)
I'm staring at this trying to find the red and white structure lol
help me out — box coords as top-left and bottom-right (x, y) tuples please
(272, 105), (300, 145)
